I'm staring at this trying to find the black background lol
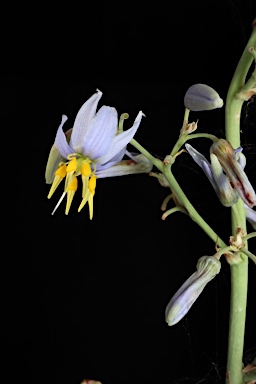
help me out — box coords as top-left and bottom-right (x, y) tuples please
(1, 1), (256, 384)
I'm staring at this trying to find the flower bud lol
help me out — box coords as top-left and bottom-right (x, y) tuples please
(185, 143), (239, 207)
(184, 84), (224, 111)
(165, 256), (221, 326)
(210, 139), (256, 208)
(210, 153), (239, 206)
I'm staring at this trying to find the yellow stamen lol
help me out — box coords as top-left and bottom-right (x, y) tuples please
(88, 190), (95, 220)
(56, 164), (67, 177)
(81, 162), (91, 177)
(88, 174), (97, 193)
(65, 158), (78, 191)
(65, 177), (78, 215)
(81, 162), (92, 197)
(78, 176), (96, 217)
(78, 190), (90, 212)
(47, 164), (67, 199)
(66, 157), (77, 172)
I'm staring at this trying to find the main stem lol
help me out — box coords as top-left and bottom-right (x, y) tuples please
(225, 26), (256, 384)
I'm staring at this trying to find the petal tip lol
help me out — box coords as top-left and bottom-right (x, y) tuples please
(96, 88), (103, 96)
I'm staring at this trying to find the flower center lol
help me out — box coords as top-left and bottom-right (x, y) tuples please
(47, 153), (97, 219)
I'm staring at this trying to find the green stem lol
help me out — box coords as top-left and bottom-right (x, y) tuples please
(225, 28), (256, 147)
(170, 133), (218, 156)
(244, 231), (256, 241)
(161, 206), (188, 220)
(130, 138), (164, 170)
(130, 138), (227, 248)
(163, 166), (226, 247)
(226, 257), (248, 384)
(240, 247), (256, 264)
(225, 26), (256, 384)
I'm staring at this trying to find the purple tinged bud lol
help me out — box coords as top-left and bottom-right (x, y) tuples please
(165, 256), (221, 326)
(210, 139), (256, 208)
(210, 153), (239, 207)
(185, 143), (239, 207)
(184, 84), (224, 111)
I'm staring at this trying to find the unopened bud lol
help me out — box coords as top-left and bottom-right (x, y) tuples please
(184, 84), (223, 111)
(165, 256), (221, 326)
(210, 139), (256, 208)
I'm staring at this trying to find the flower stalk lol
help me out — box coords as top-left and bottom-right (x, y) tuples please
(224, 24), (256, 384)
(130, 138), (227, 248)
(130, 25), (256, 383)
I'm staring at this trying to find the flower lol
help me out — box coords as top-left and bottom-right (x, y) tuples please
(45, 89), (148, 219)
(165, 256), (221, 326)
(185, 140), (256, 208)
(184, 84), (224, 111)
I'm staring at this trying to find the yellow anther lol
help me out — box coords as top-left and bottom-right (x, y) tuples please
(68, 177), (78, 191)
(47, 164), (67, 199)
(81, 162), (91, 177)
(55, 164), (67, 178)
(88, 175), (97, 193)
(81, 162), (92, 197)
(65, 177), (78, 215)
(66, 157), (77, 173)
(65, 158), (78, 191)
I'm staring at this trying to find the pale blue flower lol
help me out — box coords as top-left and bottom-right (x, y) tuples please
(45, 89), (147, 218)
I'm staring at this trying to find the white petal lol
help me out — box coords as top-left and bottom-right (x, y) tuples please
(70, 89), (103, 153)
(185, 143), (215, 183)
(95, 148), (126, 173)
(82, 106), (118, 159)
(96, 111), (145, 165)
(185, 143), (222, 196)
(96, 151), (152, 178)
(185, 143), (209, 168)
(54, 115), (74, 158)
(237, 152), (246, 170)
